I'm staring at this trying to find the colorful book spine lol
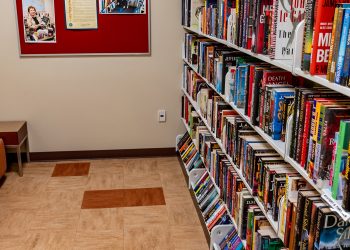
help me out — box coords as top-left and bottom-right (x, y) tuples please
(310, 0), (345, 75)
(271, 90), (295, 140)
(335, 8), (350, 84)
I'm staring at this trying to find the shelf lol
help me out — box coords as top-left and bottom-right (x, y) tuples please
(181, 118), (221, 195)
(179, 123), (246, 249)
(183, 26), (293, 73)
(182, 89), (282, 240)
(183, 58), (286, 157)
(183, 55), (350, 223)
(183, 25), (350, 99)
(294, 68), (350, 98)
(285, 155), (350, 222)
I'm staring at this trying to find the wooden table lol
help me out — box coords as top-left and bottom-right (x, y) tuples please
(0, 121), (30, 176)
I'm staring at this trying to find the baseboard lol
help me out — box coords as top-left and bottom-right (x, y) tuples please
(29, 147), (176, 161)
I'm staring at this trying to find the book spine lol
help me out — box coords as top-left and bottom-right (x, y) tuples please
(235, 0), (240, 45)
(244, 65), (251, 115)
(340, 22), (350, 86)
(300, 198), (312, 249)
(271, 92), (285, 140)
(300, 101), (312, 168)
(330, 8), (345, 82)
(293, 193), (305, 249)
(269, 0), (278, 57)
(343, 141), (350, 210)
(332, 122), (349, 199)
(296, 93), (307, 162)
(246, 65), (254, 116)
(312, 105), (326, 183)
(289, 88), (301, 159)
(238, 0), (244, 46)
(326, 7), (340, 80)
(301, 0), (316, 71)
(246, 0), (254, 49)
(242, 0), (248, 48)
(261, 90), (271, 133)
(335, 9), (350, 84)
(310, 0), (339, 75)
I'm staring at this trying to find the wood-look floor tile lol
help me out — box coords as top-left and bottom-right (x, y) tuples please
(124, 225), (174, 250)
(0, 173), (16, 194)
(81, 187), (165, 209)
(46, 176), (88, 191)
(25, 230), (75, 250)
(0, 211), (31, 235)
(5, 176), (48, 196)
(123, 205), (169, 226)
(86, 173), (123, 190)
(30, 210), (80, 231)
(23, 162), (54, 177)
(77, 208), (123, 236)
(52, 162), (90, 177)
(89, 160), (125, 175)
(0, 194), (42, 210)
(170, 226), (209, 250)
(163, 185), (193, 203)
(73, 232), (123, 250)
(166, 199), (201, 226)
(39, 190), (84, 212)
(0, 234), (27, 250)
(123, 159), (162, 188)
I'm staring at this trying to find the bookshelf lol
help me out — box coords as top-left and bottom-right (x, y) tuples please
(183, 24), (350, 98)
(181, 89), (281, 239)
(179, 2), (350, 249)
(182, 58), (286, 156)
(178, 118), (247, 249)
(183, 26), (294, 73)
(182, 55), (350, 221)
(181, 26), (350, 223)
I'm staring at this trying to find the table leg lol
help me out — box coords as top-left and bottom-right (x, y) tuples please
(26, 138), (30, 162)
(17, 146), (23, 177)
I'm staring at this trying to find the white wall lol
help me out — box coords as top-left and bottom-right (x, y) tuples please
(0, 0), (184, 152)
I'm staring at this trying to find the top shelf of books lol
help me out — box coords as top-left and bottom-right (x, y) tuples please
(183, 26), (294, 73)
(181, 0), (350, 98)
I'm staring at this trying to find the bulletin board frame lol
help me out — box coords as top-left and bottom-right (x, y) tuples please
(14, 0), (151, 57)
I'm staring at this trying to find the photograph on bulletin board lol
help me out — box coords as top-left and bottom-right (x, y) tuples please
(99, 0), (146, 14)
(22, 0), (56, 43)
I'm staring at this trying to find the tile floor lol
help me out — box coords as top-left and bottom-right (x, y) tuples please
(0, 157), (208, 250)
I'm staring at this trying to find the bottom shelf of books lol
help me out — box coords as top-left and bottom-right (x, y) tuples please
(178, 92), (350, 249)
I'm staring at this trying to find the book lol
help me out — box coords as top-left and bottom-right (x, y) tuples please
(269, 0), (305, 60)
(314, 207), (350, 249)
(309, 0), (346, 75)
(335, 8), (350, 84)
(329, 6), (346, 82)
(301, 0), (317, 71)
(331, 120), (350, 199)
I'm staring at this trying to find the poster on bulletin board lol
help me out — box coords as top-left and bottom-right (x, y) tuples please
(15, 0), (151, 56)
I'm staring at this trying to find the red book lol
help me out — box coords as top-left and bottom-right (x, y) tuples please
(300, 100), (313, 169)
(258, 70), (293, 128)
(223, 0), (228, 40)
(309, 0), (347, 75)
(256, 0), (273, 53)
(247, 64), (256, 118)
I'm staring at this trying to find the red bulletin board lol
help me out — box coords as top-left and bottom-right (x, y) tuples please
(15, 0), (150, 56)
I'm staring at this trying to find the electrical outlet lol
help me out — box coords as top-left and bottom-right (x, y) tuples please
(158, 110), (166, 122)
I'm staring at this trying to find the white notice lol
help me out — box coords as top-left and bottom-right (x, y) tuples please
(64, 0), (98, 29)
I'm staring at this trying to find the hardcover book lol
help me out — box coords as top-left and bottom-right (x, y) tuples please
(309, 0), (347, 75)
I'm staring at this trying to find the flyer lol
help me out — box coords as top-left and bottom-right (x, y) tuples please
(22, 0), (56, 43)
(64, 0), (98, 29)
